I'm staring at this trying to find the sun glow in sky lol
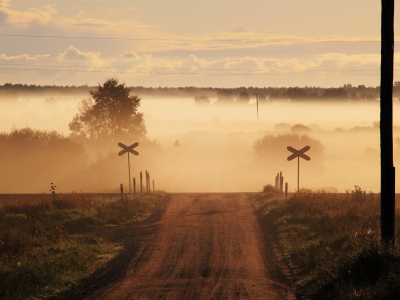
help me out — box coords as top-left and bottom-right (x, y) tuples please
(0, 0), (398, 87)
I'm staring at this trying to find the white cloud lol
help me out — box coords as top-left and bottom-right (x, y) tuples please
(57, 46), (100, 61)
(0, 53), (50, 60)
(119, 51), (139, 58)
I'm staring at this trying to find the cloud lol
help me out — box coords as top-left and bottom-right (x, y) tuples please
(119, 51), (139, 58)
(0, 4), (158, 30)
(0, 0), (11, 7)
(57, 46), (101, 61)
(0, 53), (50, 60)
(1, 5), (57, 25)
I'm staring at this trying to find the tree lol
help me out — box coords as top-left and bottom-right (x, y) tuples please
(69, 78), (146, 139)
(320, 87), (348, 101)
(258, 93), (267, 102)
(215, 90), (234, 104)
(0, 127), (88, 192)
(237, 91), (250, 104)
(194, 95), (211, 105)
(286, 87), (308, 100)
(253, 133), (325, 170)
(268, 89), (287, 100)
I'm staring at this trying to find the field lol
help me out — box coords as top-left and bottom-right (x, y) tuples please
(0, 188), (164, 300)
(255, 185), (400, 299)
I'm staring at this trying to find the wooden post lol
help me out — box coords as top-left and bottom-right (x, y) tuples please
(381, 0), (395, 243)
(133, 178), (136, 198)
(120, 183), (123, 200)
(128, 152), (131, 193)
(148, 172), (151, 192)
(140, 171), (143, 193)
(145, 170), (148, 192)
(285, 183), (288, 200)
(297, 156), (300, 193)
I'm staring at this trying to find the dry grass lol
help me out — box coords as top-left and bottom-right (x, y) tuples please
(255, 185), (400, 299)
(0, 188), (164, 300)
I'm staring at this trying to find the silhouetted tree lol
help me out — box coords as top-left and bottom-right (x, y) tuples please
(287, 87), (308, 100)
(258, 93), (267, 102)
(290, 124), (312, 133)
(350, 92), (359, 101)
(237, 91), (250, 104)
(253, 133), (325, 165)
(269, 89), (287, 100)
(0, 91), (18, 102)
(194, 95), (211, 105)
(320, 88), (348, 100)
(215, 90), (234, 104)
(0, 127), (88, 192)
(69, 78), (146, 139)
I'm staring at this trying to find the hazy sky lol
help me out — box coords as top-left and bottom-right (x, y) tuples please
(0, 0), (398, 87)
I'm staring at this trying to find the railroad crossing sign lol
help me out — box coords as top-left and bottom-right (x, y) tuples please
(287, 146), (310, 161)
(287, 146), (310, 193)
(118, 142), (139, 156)
(118, 142), (139, 193)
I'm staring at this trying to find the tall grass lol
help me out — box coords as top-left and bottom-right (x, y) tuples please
(0, 187), (164, 300)
(255, 185), (400, 299)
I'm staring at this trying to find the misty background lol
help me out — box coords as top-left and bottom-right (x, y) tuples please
(0, 84), (397, 194)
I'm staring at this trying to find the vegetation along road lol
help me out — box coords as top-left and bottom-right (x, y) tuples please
(50, 193), (298, 300)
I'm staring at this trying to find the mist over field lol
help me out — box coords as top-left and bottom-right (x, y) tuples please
(0, 92), (395, 193)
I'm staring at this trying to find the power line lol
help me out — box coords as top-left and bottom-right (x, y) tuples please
(0, 63), (384, 72)
(0, 34), (385, 43)
(0, 67), (385, 76)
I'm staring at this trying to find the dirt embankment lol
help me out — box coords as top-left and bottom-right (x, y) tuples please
(49, 193), (300, 300)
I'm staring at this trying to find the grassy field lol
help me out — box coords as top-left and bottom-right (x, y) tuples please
(0, 185), (164, 300)
(255, 185), (400, 300)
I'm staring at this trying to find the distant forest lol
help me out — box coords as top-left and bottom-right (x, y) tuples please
(2, 82), (400, 103)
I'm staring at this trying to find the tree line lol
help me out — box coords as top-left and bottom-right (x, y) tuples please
(1, 83), (398, 102)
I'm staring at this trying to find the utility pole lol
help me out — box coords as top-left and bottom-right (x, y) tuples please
(381, 0), (395, 244)
(254, 93), (260, 122)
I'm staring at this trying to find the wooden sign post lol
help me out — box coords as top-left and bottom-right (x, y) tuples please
(140, 171), (143, 193)
(254, 93), (260, 122)
(118, 142), (139, 193)
(287, 146), (310, 192)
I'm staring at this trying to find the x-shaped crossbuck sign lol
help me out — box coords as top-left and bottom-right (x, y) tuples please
(118, 142), (139, 156)
(287, 146), (310, 161)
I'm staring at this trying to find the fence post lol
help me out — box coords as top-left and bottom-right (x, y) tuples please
(133, 178), (136, 198)
(148, 172), (151, 192)
(145, 170), (148, 192)
(140, 171), (143, 193)
(285, 183), (288, 200)
(120, 184), (123, 200)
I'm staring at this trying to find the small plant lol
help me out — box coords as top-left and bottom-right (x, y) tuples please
(255, 185), (400, 299)
(50, 182), (57, 202)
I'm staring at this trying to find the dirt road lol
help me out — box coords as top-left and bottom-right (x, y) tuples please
(52, 193), (298, 300)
